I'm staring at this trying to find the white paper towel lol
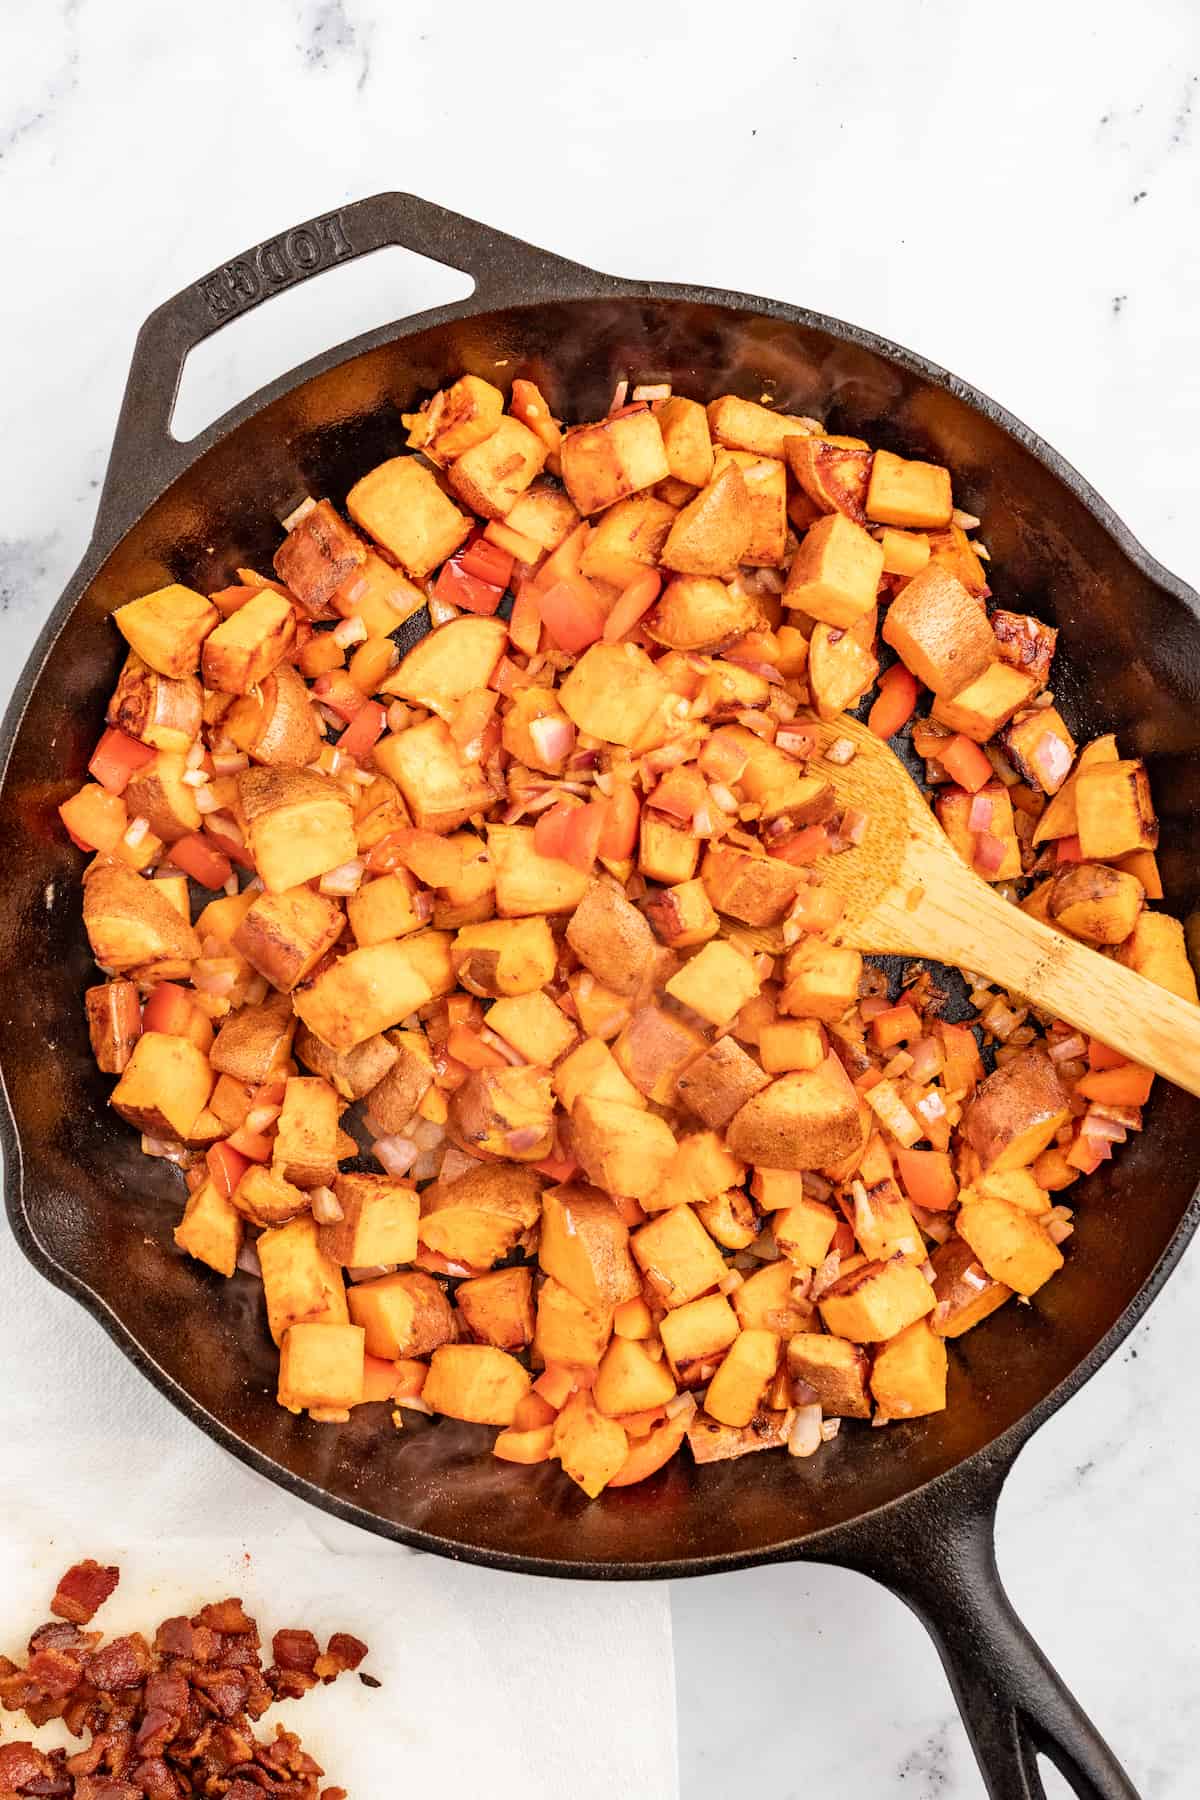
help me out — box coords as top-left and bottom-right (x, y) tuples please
(0, 1219), (677, 1797)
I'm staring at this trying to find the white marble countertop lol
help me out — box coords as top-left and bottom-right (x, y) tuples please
(4, 2), (1200, 1795)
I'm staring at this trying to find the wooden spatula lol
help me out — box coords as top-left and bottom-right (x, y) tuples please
(767, 713), (1200, 1097)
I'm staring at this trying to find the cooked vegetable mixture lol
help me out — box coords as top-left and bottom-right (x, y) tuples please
(63, 375), (1200, 1497)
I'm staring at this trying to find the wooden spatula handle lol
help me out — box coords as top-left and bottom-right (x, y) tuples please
(915, 877), (1200, 1097)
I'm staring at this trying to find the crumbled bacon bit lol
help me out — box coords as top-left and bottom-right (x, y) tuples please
(50, 1560), (120, 1626)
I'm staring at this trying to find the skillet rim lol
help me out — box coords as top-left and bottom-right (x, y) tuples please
(2, 267), (1198, 1577)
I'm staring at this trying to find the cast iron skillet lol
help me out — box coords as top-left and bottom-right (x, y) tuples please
(2, 193), (1198, 1800)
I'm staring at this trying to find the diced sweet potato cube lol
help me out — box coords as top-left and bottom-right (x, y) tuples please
(963, 1047), (1070, 1173)
(258, 1215), (348, 1345)
(819, 1258), (935, 1343)
(992, 609), (1058, 684)
(726, 1055), (861, 1171)
(686, 1408), (791, 1462)
(878, 528), (930, 578)
(572, 1097), (677, 1199)
(1048, 863), (1143, 944)
(566, 877), (657, 995)
(384, 616), (508, 720)
(674, 1035), (770, 1128)
(534, 1277), (612, 1368)
(1000, 707), (1077, 796)
(237, 767), (357, 892)
(936, 782), (1022, 883)
(594, 1337), (677, 1417)
(612, 1004), (708, 1105)
(294, 940), (433, 1052)
(851, 1177), (922, 1264)
(957, 1195), (1063, 1296)
(540, 1184), (640, 1311)
(645, 878), (720, 948)
(114, 584), (218, 678)
(273, 499), (366, 616)
(649, 1130), (745, 1214)
(780, 940), (863, 1023)
(700, 843), (803, 926)
(1114, 912), (1199, 1003)
(424, 1344), (531, 1425)
(639, 814), (700, 884)
(82, 861), (201, 973)
(695, 1188), (758, 1249)
(732, 1261), (813, 1337)
(705, 1328), (779, 1427)
(294, 1023), (398, 1100)
(345, 870), (421, 947)
(785, 512), (884, 628)
(110, 1031), (212, 1140)
(659, 464), (752, 577)
(787, 1332), (872, 1417)
(405, 928), (465, 998)
(174, 1177), (243, 1278)
(558, 641), (672, 747)
(449, 1065), (554, 1163)
(421, 1162), (543, 1272)
(580, 494), (676, 588)
(374, 717), (493, 835)
(446, 415), (547, 518)
(666, 939), (760, 1027)
(554, 1037), (644, 1112)
(865, 449), (953, 528)
(456, 1266), (535, 1350)
(406, 374), (506, 463)
(645, 574), (757, 651)
(483, 824), (588, 917)
(931, 663), (1039, 742)
(486, 989), (577, 1065)
(758, 1020), (824, 1073)
(707, 396), (814, 460)
(278, 1322), (365, 1415)
(202, 589), (296, 695)
(347, 455), (471, 578)
(785, 436), (872, 524)
(108, 652), (203, 752)
(808, 610), (879, 721)
(210, 991), (296, 1083)
(347, 1269), (453, 1358)
(1074, 759), (1158, 859)
(561, 408), (670, 515)
(710, 449), (788, 566)
(121, 750), (201, 843)
(232, 1164), (311, 1229)
(319, 1172), (419, 1267)
(502, 479), (580, 552)
(659, 1293), (740, 1369)
(86, 979), (142, 1075)
(882, 564), (995, 698)
(551, 1391), (628, 1496)
(870, 1318), (948, 1420)
(632, 1204), (728, 1308)
(233, 886), (345, 992)
(270, 1076), (339, 1189)
(656, 396), (714, 487)
(930, 1233), (1013, 1338)
(773, 1195), (838, 1266)
(452, 917), (556, 996)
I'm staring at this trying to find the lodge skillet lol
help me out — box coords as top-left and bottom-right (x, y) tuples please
(1, 194), (1198, 1800)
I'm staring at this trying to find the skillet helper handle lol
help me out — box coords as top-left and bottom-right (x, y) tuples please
(94, 191), (596, 545)
(822, 1461), (1141, 1800)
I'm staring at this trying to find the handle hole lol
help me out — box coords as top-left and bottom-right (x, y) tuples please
(1039, 1757), (1078, 1798)
(170, 244), (474, 441)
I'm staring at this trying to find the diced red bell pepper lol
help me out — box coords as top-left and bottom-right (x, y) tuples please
(449, 690), (498, 754)
(894, 1147), (958, 1211)
(434, 556), (504, 617)
(142, 982), (197, 1038)
(648, 764), (708, 824)
(337, 699), (387, 760)
(88, 727), (156, 794)
(509, 580), (544, 657)
(598, 781), (639, 859)
(204, 824), (254, 870)
(225, 1123), (274, 1163)
(871, 1003), (922, 1050)
(445, 1024), (510, 1071)
(868, 663), (921, 739)
(602, 569), (662, 643)
(534, 797), (608, 872)
(313, 670), (368, 721)
(171, 833), (233, 890)
(206, 1139), (250, 1200)
(1056, 835), (1084, 864)
(773, 824), (831, 866)
(940, 734), (994, 793)
(59, 783), (128, 852)
(460, 534), (515, 591)
(534, 576), (607, 654)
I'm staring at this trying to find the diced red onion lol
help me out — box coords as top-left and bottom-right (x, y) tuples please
(969, 792), (994, 831)
(528, 714), (575, 765)
(439, 1145), (482, 1185)
(236, 1240), (263, 1279)
(825, 736), (857, 766)
(123, 816), (151, 849)
(193, 965), (237, 998)
(776, 726), (818, 760)
(194, 784), (222, 815)
(973, 829), (1007, 874)
(211, 750), (249, 776)
(841, 808), (869, 845)
(281, 496), (316, 530)
(397, 1395), (434, 1416)
(412, 889), (435, 923)
(811, 1251), (842, 1300)
(505, 1126), (545, 1154)
(141, 1134), (186, 1162)
(788, 1403), (823, 1458)
(665, 1391), (699, 1422)
(820, 1418), (841, 1442)
(1047, 1218), (1074, 1244)
(608, 378), (629, 413)
(332, 615), (368, 649)
(1050, 1032), (1089, 1063)
(373, 1134), (419, 1176)
(708, 782), (739, 815)
(908, 1036), (943, 1084)
(310, 1186), (344, 1224)
(1031, 731), (1073, 790)
(347, 1263), (398, 1283)
(223, 874), (240, 897)
(801, 1172), (833, 1201)
(632, 382), (671, 403)
(428, 593), (459, 626)
(915, 1089), (947, 1125)
(243, 974), (269, 1006)
(1081, 1109), (1128, 1144)
(319, 858), (365, 896)
(245, 1103), (281, 1134)
(480, 1026), (525, 1066)
(185, 741), (206, 771)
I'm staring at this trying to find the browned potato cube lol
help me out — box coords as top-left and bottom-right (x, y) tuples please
(553, 1037), (644, 1113)
(931, 663), (1039, 742)
(558, 642), (672, 749)
(956, 1195), (1063, 1296)
(174, 1177), (243, 1278)
(992, 608), (1058, 684)
(1074, 759), (1158, 859)
(483, 992), (574, 1068)
(122, 751), (201, 843)
(882, 563), (995, 698)
(572, 1097), (677, 1199)
(110, 1032), (212, 1140)
(82, 861), (201, 973)
(650, 1130), (745, 1213)
(237, 767), (356, 893)
(347, 455), (471, 579)
(865, 448), (953, 528)
(258, 1214), (348, 1345)
(233, 886), (344, 992)
(278, 1322), (365, 1416)
(360, 1031), (433, 1133)
(502, 478), (580, 552)
(786, 1333), (871, 1418)
(449, 1064), (555, 1163)
(732, 1261), (813, 1336)
(674, 1035), (770, 1128)
(703, 1329), (779, 1428)
(963, 1047), (1070, 1173)
(347, 1269), (453, 1358)
(422, 1344), (532, 1425)
(374, 717), (493, 835)
(686, 1409), (791, 1462)
(294, 940), (433, 1052)
(107, 652), (203, 753)
(700, 843), (803, 927)
(659, 464), (752, 577)
(1048, 863), (1144, 944)
(535, 1277), (613, 1368)
(271, 1076), (339, 1189)
(484, 824), (588, 917)
(818, 1258), (936, 1343)
(785, 513), (884, 628)
(632, 1204), (728, 1308)
(114, 584), (219, 678)
(224, 664), (324, 768)
(711, 449), (788, 566)
(456, 1266), (535, 1350)
(446, 415), (547, 519)
(725, 1055), (861, 1170)
(202, 589), (296, 696)
(695, 1188), (759, 1250)
(930, 1235), (1013, 1338)
(878, 528), (931, 578)
(231, 1164), (311, 1229)
(593, 1337), (677, 1417)
(418, 1162), (543, 1270)
(580, 494), (676, 589)
(612, 1004), (708, 1105)
(780, 940), (863, 1022)
(561, 407), (670, 515)
(758, 1021), (824, 1074)
(807, 610), (879, 722)
(1114, 912), (1199, 1003)
(639, 814), (701, 885)
(566, 877), (657, 995)
(645, 878), (720, 948)
(785, 437), (872, 523)
(273, 499), (366, 616)
(399, 926), (456, 999)
(659, 1293), (740, 1369)
(666, 939), (760, 1027)
(1000, 707), (1077, 797)
(405, 374), (505, 463)
(707, 396), (815, 460)
(345, 871), (422, 947)
(655, 396), (714, 487)
(318, 1172), (419, 1267)
(645, 575), (758, 654)
(210, 991), (296, 1083)
(294, 1023), (398, 1100)
(552, 1391), (628, 1497)
(540, 1185), (641, 1311)
(85, 979), (142, 1075)
(773, 1196), (839, 1266)
(383, 616), (508, 720)
(452, 917), (556, 997)
(870, 1318), (948, 1420)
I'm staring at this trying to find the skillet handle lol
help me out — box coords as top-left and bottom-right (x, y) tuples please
(94, 191), (598, 545)
(818, 1457), (1140, 1800)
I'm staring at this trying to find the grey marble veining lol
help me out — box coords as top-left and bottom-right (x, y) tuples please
(2, 0), (1199, 1793)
